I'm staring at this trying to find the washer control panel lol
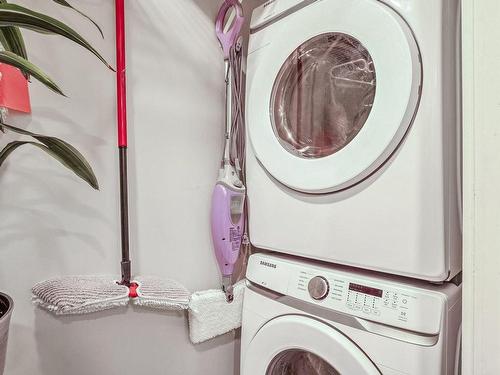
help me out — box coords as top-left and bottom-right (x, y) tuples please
(343, 279), (413, 323)
(296, 270), (435, 331)
(247, 254), (445, 335)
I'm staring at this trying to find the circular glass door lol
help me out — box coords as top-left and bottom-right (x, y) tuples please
(267, 349), (340, 375)
(271, 33), (376, 160)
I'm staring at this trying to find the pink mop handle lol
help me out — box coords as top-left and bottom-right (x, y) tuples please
(115, 0), (132, 287)
(116, 0), (127, 147)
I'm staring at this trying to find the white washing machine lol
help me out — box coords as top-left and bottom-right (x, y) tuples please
(241, 253), (462, 375)
(245, 0), (462, 281)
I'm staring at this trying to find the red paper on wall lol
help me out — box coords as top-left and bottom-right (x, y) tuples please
(0, 63), (31, 113)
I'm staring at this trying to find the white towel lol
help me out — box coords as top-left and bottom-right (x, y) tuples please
(188, 280), (246, 344)
(32, 275), (130, 315)
(132, 276), (190, 310)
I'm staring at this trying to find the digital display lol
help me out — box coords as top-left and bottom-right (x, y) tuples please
(349, 283), (383, 298)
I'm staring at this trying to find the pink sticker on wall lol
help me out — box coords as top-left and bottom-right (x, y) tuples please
(0, 63), (31, 114)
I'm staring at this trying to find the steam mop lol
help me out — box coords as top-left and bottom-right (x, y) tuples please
(188, 0), (250, 343)
(211, 0), (247, 303)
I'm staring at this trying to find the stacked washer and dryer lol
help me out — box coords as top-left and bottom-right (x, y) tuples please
(241, 0), (462, 374)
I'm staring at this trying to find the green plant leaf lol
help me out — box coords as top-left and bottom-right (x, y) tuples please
(0, 51), (63, 95)
(0, 3), (113, 70)
(0, 122), (99, 189)
(0, 140), (30, 165)
(51, 0), (104, 39)
(0, 27), (30, 78)
(0, 0), (28, 77)
(0, 26), (27, 59)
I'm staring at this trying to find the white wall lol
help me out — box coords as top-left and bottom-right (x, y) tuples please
(0, 1), (243, 374)
(462, 1), (500, 374)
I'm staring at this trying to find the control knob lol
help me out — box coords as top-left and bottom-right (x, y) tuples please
(308, 276), (329, 300)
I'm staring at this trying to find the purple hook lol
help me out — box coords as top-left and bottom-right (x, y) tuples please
(216, 0), (244, 59)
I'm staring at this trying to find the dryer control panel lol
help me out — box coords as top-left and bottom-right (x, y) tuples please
(247, 253), (447, 335)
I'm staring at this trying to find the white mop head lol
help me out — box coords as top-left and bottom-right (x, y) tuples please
(32, 276), (130, 315)
(33, 274), (244, 346)
(188, 280), (246, 344)
(132, 276), (190, 310)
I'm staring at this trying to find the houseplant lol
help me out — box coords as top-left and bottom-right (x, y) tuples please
(0, 1), (111, 373)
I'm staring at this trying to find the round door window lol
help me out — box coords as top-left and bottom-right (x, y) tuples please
(270, 33), (376, 159)
(266, 349), (340, 375)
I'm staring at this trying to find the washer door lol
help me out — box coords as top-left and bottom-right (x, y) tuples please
(247, 0), (421, 193)
(242, 315), (380, 374)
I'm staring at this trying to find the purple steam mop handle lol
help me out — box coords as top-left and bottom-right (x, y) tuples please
(215, 0), (244, 59)
(211, 183), (246, 277)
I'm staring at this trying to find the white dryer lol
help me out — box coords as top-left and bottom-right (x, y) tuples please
(245, 0), (462, 281)
(241, 253), (462, 375)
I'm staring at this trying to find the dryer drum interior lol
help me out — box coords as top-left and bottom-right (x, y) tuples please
(271, 32), (376, 160)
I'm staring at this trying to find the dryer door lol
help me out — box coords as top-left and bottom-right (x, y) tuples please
(247, 0), (421, 193)
(242, 315), (381, 375)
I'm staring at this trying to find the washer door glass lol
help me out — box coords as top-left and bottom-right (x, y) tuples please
(271, 33), (376, 159)
(267, 349), (340, 375)
(242, 315), (380, 375)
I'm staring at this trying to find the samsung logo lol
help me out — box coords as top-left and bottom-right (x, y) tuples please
(260, 261), (277, 269)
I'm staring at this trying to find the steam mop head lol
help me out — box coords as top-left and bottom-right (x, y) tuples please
(188, 279), (246, 344)
(32, 276), (129, 315)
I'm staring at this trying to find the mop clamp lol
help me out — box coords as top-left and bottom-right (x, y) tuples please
(128, 282), (139, 298)
(222, 276), (234, 303)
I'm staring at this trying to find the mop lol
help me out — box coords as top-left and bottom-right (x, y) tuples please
(209, 0), (246, 304)
(32, 0), (190, 315)
(188, 0), (248, 344)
